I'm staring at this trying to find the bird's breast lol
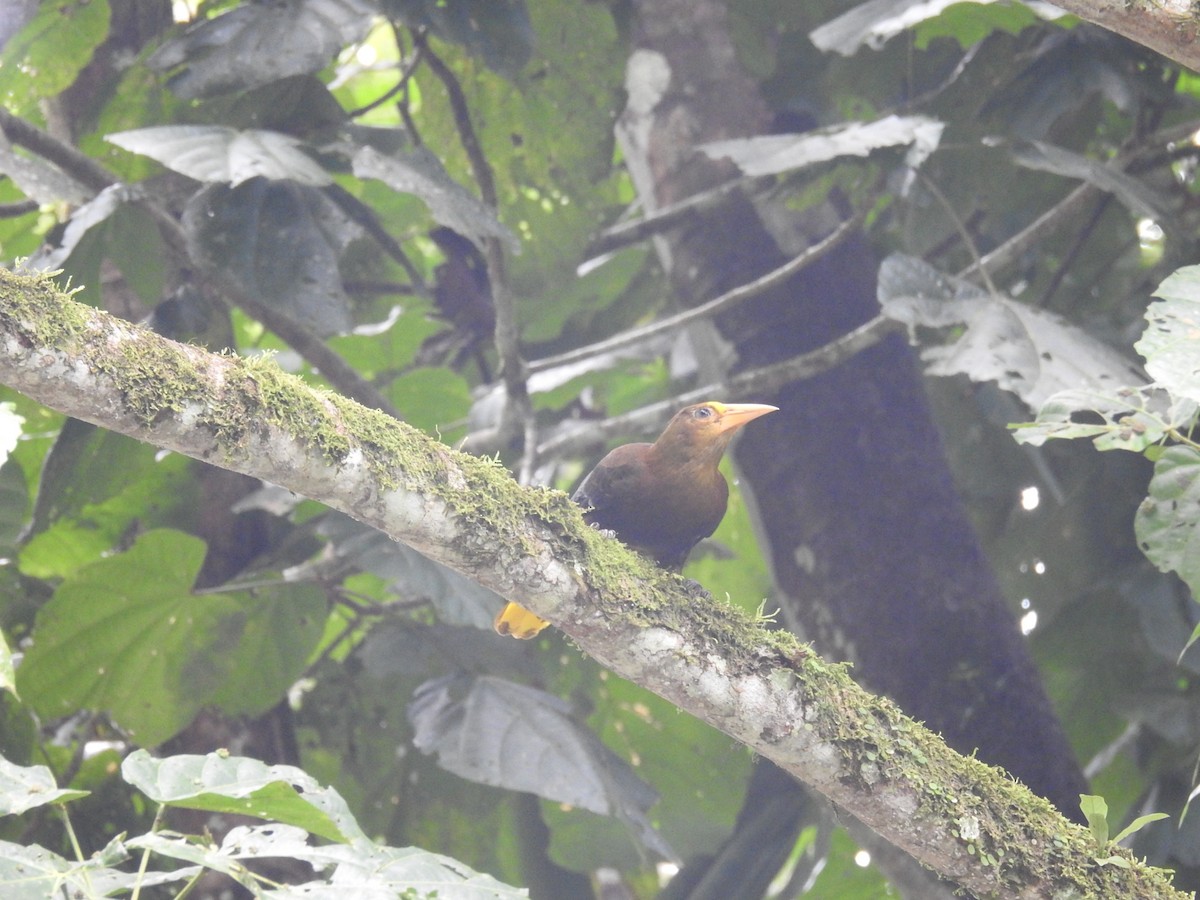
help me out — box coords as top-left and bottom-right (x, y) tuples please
(580, 463), (728, 569)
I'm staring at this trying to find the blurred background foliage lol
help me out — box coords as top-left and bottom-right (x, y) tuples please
(0, 0), (1198, 896)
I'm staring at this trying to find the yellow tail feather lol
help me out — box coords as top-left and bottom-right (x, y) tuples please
(493, 602), (550, 639)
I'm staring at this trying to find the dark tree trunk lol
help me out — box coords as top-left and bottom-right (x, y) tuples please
(625, 0), (1087, 892)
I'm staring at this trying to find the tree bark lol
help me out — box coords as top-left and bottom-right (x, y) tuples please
(1050, 0), (1200, 73)
(624, 0), (1087, 812)
(618, 2), (1091, 894)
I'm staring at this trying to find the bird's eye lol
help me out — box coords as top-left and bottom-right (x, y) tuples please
(693, 406), (714, 419)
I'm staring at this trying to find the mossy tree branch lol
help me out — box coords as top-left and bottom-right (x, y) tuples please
(1049, 0), (1200, 73)
(0, 268), (1184, 899)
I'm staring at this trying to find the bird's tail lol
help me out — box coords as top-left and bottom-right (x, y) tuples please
(493, 602), (550, 639)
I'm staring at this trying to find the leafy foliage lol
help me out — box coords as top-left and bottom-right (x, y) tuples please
(386, 0), (535, 78)
(0, 0), (1198, 895)
(409, 674), (676, 860)
(0, 0), (111, 115)
(0, 749), (525, 898)
(108, 126), (335, 186)
(146, 0), (376, 100)
(1008, 268), (1200, 608)
(19, 530), (326, 745)
(1079, 793), (1168, 868)
(880, 253), (1145, 409)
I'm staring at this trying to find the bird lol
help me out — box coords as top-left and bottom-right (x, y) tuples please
(493, 400), (778, 639)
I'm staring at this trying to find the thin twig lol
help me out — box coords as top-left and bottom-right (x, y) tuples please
(585, 174), (773, 257)
(957, 182), (1099, 282)
(415, 32), (497, 209)
(1, 109), (403, 417)
(389, 21), (426, 145)
(900, 42), (984, 113)
(533, 315), (902, 460)
(343, 279), (418, 297)
(129, 805), (167, 900)
(0, 199), (37, 218)
(1036, 193), (1111, 308)
(919, 171), (998, 298)
(345, 39), (424, 119)
(325, 184), (428, 296)
(345, 74), (409, 119)
(957, 117), (1200, 284)
(417, 29), (531, 460)
(0, 108), (114, 195)
(529, 208), (865, 375)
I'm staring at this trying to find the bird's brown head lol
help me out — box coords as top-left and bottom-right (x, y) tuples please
(653, 401), (778, 468)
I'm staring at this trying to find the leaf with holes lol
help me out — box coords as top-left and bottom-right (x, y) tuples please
(1135, 447), (1200, 602)
(1140, 265), (1200, 405)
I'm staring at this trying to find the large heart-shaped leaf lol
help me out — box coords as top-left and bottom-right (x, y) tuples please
(19, 530), (326, 745)
(108, 125), (331, 186)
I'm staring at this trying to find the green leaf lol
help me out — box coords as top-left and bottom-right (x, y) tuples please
(386, 366), (472, 436)
(700, 115), (944, 177)
(1111, 812), (1169, 844)
(350, 143), (518, 252)
(1134, 447), (1200, 601)
(1080, 793), (1109, 845)
(409, 675), (673, 859)
(122, 749), (364, 844)
(104, 204), (169, 304)
(0, 841), (103, 900)
(146, 0), (374, 100)
(879, 254), (1146, 411)
(127, 827), (301, 889)
(19, 530), (211, 742)
(182, 180), (351, 336)
(1010, 386), (1189, 452)
(18, 530), (327, 745)
(913, 1), (1043, 50)
(19, 520), (125, 582)
(129, 821), (529, 897)
(0, 837), (195, 898)
(0, 630), (15, 699)
(202, 582), (328, 717)
(1009, 139), (1173, 222)
(0, 0), (111, 116)
(0, 756), (88, 815)
(107, 126), (332, 187)
(19, 427), (193, 579)
(324, 841), (529, 898)
(1143, 265), (1200, 404)
(812, 0), (1069, 55)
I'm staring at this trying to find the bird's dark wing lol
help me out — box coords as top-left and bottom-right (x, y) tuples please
(571, 443), (652, 523)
